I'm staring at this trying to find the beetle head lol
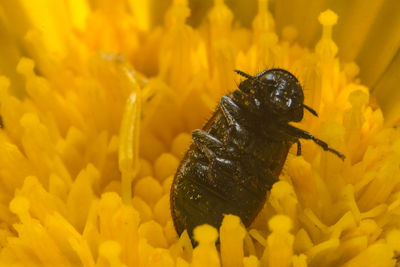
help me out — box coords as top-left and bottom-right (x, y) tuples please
(259, 69), (304, 122)
(237, 69), (305, 122)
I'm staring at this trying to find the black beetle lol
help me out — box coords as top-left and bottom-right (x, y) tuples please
(170, 68), (345, 244)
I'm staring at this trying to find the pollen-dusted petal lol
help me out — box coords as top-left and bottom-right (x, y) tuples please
(356, 0), (400, 89)
(264, 215), (294, 267)
(20, 112), (58, 181)
(176, 257), (190, 267)
(0, 76), (26, 138)
(329, 212), (356, 239)
(343, 90), (369, 162)
(208, 0), (234, 40)
(137, 238), (175, 267)
(344, 219), (380, 244)
(137, 159), (153, 179)
(66, 164), (98, 232)
(138, 220), (168, 249)
(341, 185), (361, 224)
(98, 192), (126, 239)
(301, 208), (329, 241)
(292, 254), (307, 267)
(287, 156), (317, 209)
(206, 0), (236, 98)
(127, 0), (151, 32)
(171, 132), (191, 158)
(17, 176), (66, 223)
(281, 26), (298, 43)
(6, 197), (71, 265)
(243, 255), (260, 267)
(0, 134), (35, 194)
(192, 224), (220, 267)
(269, 181), (298, 223)
(132, 196), (153, 222)
(169, 230), (193, 262)
(332, 235), (368, 264)
(153, 194), (171, 226)
(6, 0), (68, 61)
(385, 229), (400, 257)
(318, 123), (346, 180)
(56, 127), (86, 179)
(67, 0), (90, 31)
(193, 224), (218, 245)
(306, 238), (340, 266)
(253, 0), (275, 34)
(293, 228), (313, 254)
(140, 133), (168, 162)
(164, 220), (179, 245)
(159, 0), (198, 93)
(244, 0), (278, 72)
(154, 153), (180, 181)
(45, 212), (95, 266)
(134, 176), (163, 206)
(341, 243), (395, 267)
(81, 199), (101, 259)
(318, 9), (338, 27)
(315, 10), (339, 104)
(162, 176), (173, 194)
(9, 196), (31, 223)
(220, 214), (246, 267)
(98, 192), (141, 266)
(357, 146), (400, 212)
(98, 240), (124, 267)
(334, 0), (384, 63)
(373, 52), (400, 126)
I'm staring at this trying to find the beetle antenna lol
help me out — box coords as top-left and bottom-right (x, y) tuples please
(303, 104), (318, 117)
(234, 70), (254, 80)
(234, 70), (267, 86)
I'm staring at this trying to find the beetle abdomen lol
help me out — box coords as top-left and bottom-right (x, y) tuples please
(170, 102), (288, 240)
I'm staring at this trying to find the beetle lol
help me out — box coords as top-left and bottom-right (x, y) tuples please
(170, 68), (345, 244)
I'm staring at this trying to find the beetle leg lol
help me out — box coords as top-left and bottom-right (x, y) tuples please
(220, 96), (243, 126)
(192, 129), (242, 182)
(192, 129), (224, 161)
(220, 96), (251, 147)
(220, 96), (248, 134)
(296, 140), (301, 156)
(283, 124), (345, 160)
(192, 129), (239, 161)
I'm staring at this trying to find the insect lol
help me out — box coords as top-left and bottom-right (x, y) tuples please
(170, 68), (345, 244)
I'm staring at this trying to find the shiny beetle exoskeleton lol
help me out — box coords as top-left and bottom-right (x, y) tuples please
(170, 68), (345, 244)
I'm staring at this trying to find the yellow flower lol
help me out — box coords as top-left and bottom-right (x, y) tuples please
(0, 0), (399, 266)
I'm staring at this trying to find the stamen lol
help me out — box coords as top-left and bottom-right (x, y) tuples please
(119, 71), (142, 205)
